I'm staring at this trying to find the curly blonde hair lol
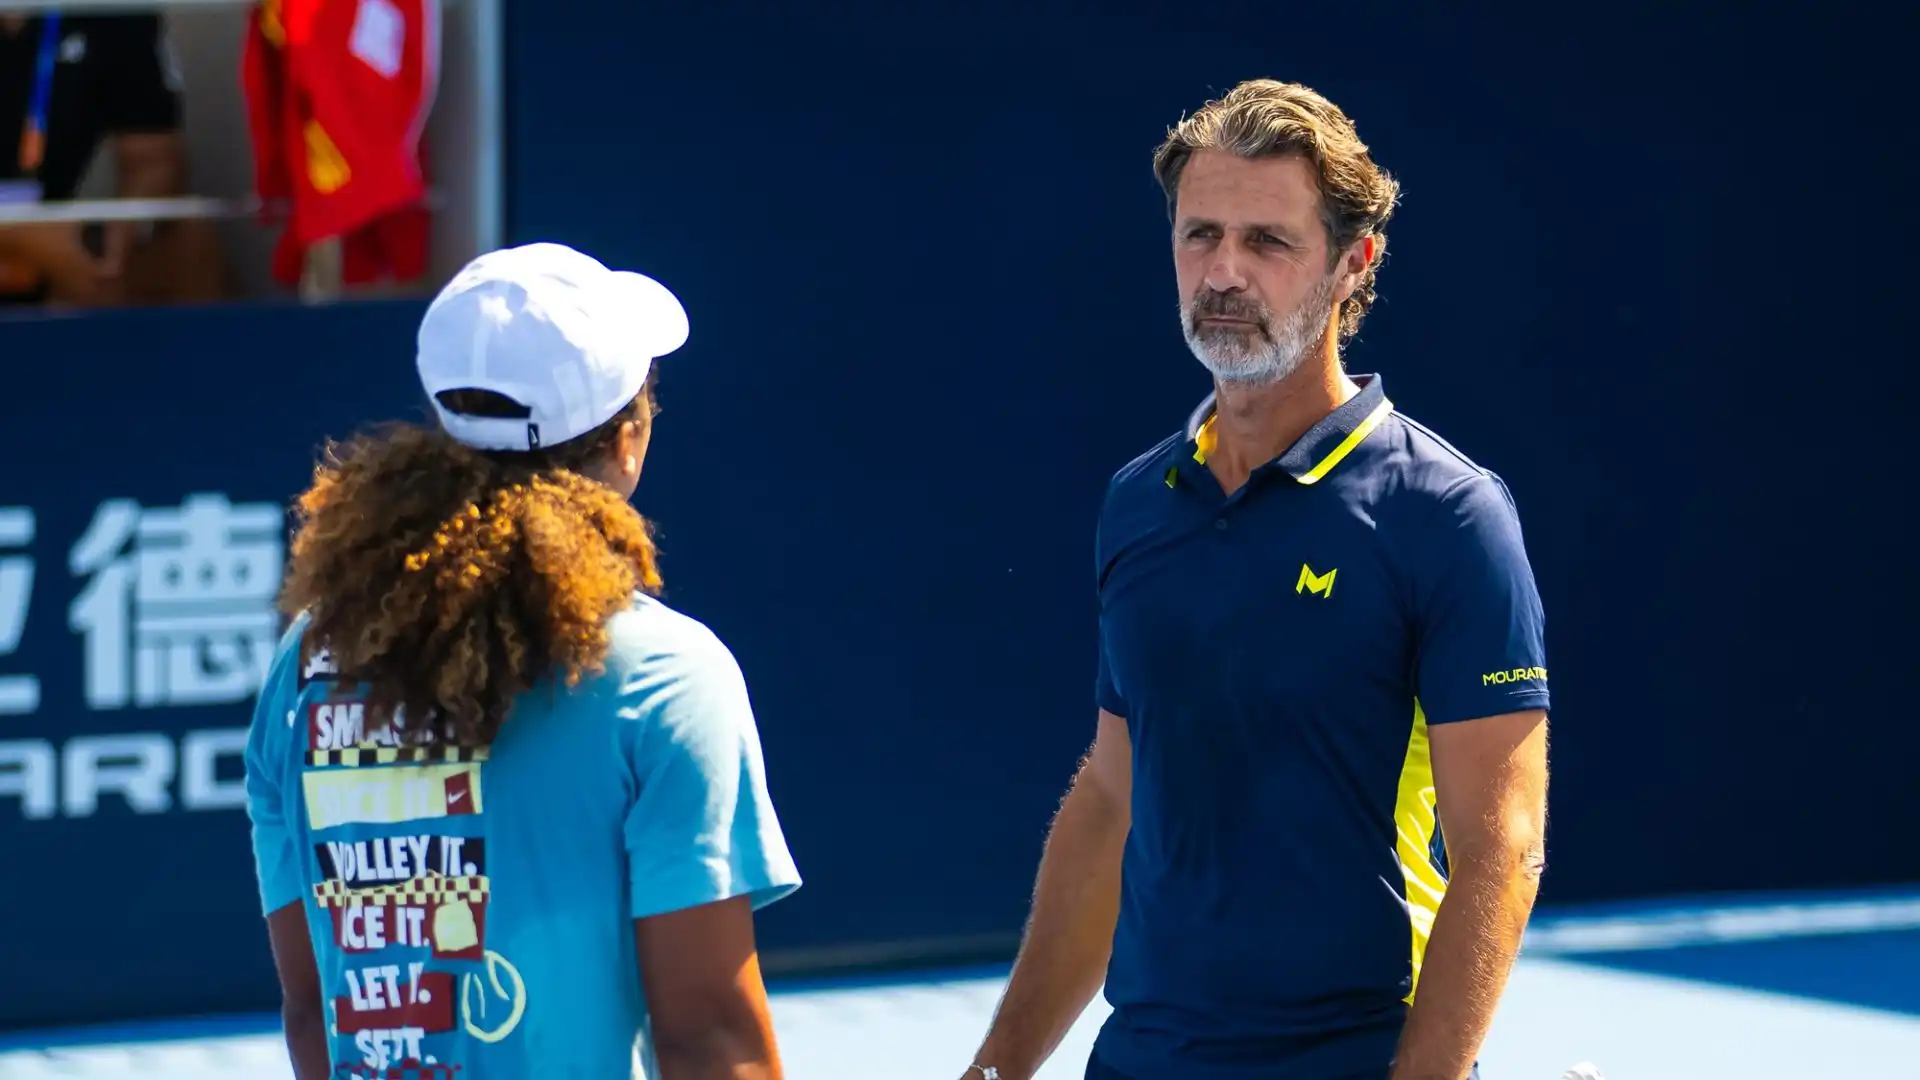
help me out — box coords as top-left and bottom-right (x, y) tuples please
(279, 381), (663, 749)
(1154, 79), (1401, 343)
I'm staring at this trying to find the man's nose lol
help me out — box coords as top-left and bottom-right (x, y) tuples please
(1203, 244), (1250, 294)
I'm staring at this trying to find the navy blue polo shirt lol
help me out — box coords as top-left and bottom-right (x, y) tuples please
(1092, 374), (1549, 1080)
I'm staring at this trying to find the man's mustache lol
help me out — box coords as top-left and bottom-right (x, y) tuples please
(1189, 293), (1268, 326)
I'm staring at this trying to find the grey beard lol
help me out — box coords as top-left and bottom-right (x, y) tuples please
(1181, 277), (1336, 386)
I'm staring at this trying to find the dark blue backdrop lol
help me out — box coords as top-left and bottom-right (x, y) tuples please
(0, 0), (1911, 1031)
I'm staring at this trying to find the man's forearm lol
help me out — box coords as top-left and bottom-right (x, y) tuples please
(974, 777), (1128, 1080)
(1390, 852), (1542, 1080)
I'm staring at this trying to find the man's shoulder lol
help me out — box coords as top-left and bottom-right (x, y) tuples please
(1104, 430), (1189, 499)
(1365, 410), (1532, 578)
(1380, 408), (1494, 482)
(1371, 408), (1512, 509)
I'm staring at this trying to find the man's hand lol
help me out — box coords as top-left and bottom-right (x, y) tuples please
(1390, 709), (1548, 1080)
(966, 709), (1132, 1080)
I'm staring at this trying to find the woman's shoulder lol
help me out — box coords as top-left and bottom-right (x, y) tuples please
(600, 592), (742, 683)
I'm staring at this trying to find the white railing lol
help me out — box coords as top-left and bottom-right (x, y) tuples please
(0, 0), (247, 10)
(0, 193), (443, 225)
(0, 195), (250, 225)
(0, 0), (500, 300)
(0, 0), (305, 288)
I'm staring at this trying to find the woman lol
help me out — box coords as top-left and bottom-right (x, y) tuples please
(245, 243), (801, 1080)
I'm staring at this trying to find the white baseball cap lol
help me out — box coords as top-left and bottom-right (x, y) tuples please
(415, 242), (690, 451)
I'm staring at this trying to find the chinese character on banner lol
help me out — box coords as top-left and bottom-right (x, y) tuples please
(0, 507), (38, 715)
(68, 494), (285, 710)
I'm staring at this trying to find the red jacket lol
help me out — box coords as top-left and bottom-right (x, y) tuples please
(243, 0), (438, 287)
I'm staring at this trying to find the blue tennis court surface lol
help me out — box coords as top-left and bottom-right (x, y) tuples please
(2, 887), (1917, 1079)
(1567, 928), (1920, 1017)
(1520, 885), (1920, 1018)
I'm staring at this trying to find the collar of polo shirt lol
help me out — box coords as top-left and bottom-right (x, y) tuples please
(1184, 373), (1396, 486)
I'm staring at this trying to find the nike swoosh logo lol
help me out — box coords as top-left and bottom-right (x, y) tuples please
(448, 792), (466, 805)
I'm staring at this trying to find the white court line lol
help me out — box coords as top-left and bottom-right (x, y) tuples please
(1523, 894), (1920, 955)
(4, 956), (1920, 1080)
(1482, 957), (1920, 1080)
(7, 891), (1920, 1079)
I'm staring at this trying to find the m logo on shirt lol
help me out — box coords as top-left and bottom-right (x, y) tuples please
(1296, 564), (1337, 599)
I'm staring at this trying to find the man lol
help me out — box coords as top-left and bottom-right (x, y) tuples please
(963, 80), (1552, 1080)
(0, 11), (203, 307)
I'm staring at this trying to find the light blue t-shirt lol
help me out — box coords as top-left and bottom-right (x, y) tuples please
(245, 594), (801, 1079)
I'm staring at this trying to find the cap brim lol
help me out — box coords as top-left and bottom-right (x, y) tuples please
(611, 271), (690, 358)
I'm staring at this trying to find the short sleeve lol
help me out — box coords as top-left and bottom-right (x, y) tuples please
(622, 636), (801, 921)
(1093, 502), (1128, 717)
(1095, 633), (1126, 717)
(245, 618), (308, 915)
(96, 16), (183, 133)
(1412, 473), (1551, 725)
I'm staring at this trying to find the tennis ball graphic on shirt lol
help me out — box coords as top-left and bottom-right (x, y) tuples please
(461, 950), (527, 1043)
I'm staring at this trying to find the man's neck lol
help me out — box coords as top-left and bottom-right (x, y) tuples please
(0, 16), (27, 38)
(1206, 345), (1359, 493)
